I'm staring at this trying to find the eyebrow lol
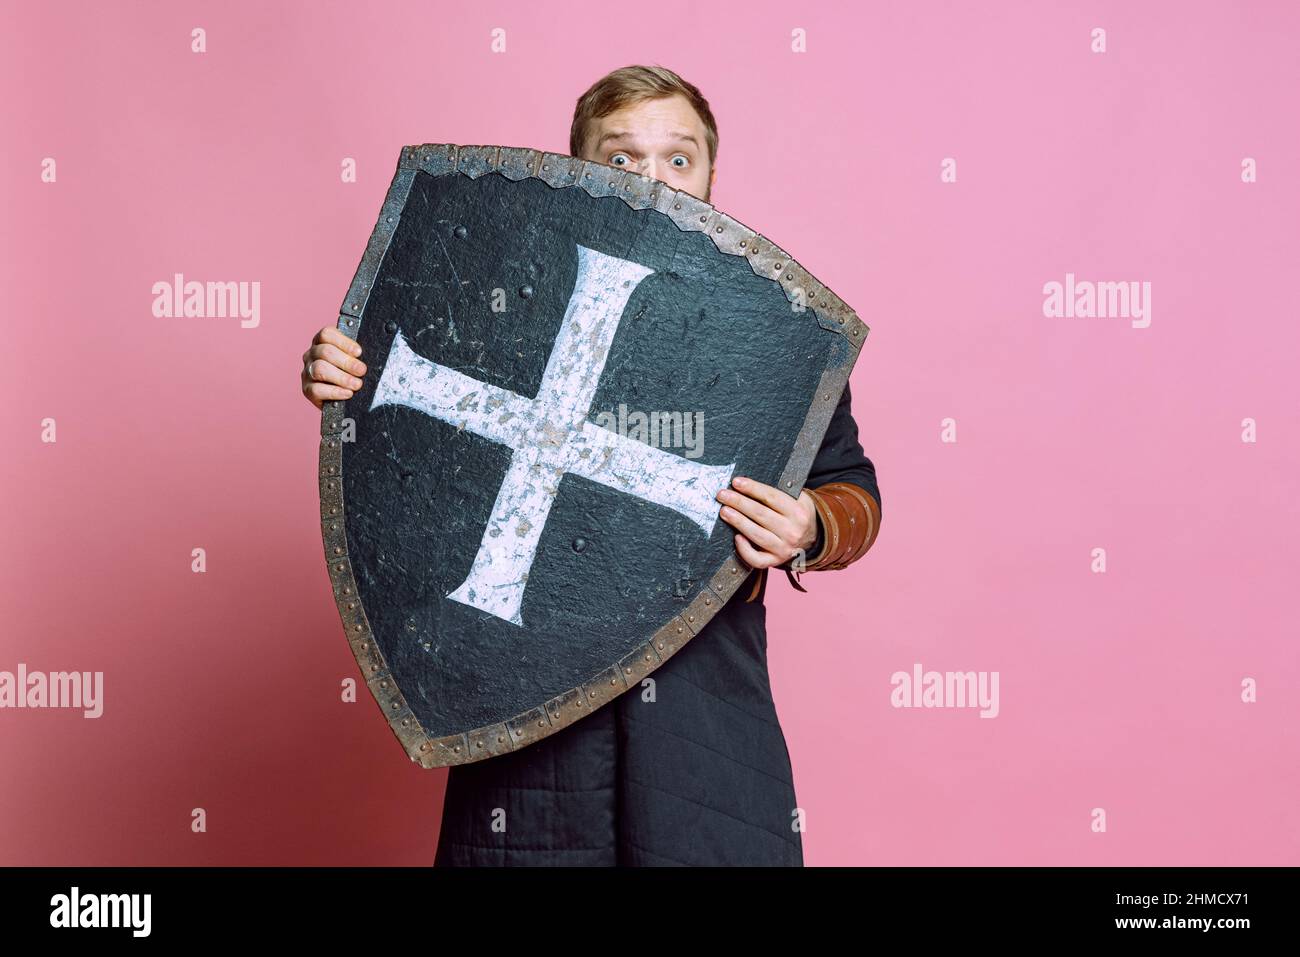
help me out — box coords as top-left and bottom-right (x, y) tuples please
(594, 130), (700, 151)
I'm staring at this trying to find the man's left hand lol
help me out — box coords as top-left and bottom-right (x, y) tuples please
(716, 475), (818, 570)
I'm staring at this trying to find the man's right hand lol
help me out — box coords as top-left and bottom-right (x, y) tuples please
(301, 325), (367, 409)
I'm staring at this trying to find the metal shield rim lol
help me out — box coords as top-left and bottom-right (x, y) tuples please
(319, 143), (872, 768)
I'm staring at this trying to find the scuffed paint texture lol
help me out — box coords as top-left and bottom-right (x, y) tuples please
(341, 170), (846, 735)
(371, 247), (733, 626)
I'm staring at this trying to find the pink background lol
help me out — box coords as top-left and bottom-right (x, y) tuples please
(3, 0), (1297, 866)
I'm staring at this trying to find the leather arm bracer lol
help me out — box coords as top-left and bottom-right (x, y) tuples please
(744, 481), (882, 601)
(801, 481), (881, 571)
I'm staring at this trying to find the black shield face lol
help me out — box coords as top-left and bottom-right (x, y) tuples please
(319, 145), (868, 767)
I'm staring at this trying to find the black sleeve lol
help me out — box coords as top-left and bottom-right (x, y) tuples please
(802, 379), (880, 559)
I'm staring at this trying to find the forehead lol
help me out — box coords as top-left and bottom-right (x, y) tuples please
(588, 94), (707, 148)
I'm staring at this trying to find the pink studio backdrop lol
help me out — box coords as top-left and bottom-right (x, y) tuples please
(3, 0), (1297, 866)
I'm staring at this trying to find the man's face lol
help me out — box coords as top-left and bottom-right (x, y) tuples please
(580, 93), (716, 203)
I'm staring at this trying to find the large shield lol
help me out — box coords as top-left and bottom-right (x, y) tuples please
(319, 144), (870, 768)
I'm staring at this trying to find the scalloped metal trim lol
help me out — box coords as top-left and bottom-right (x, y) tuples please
(321, 144), (872, 768)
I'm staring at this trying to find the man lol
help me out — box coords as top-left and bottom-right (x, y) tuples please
(302, 65), (882, 866)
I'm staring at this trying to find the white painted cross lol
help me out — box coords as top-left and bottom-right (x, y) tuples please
(370, 244), (736, 626)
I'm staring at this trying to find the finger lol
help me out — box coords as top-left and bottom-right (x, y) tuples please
(734, 533), (778, 569)
(305, 349), (365, 391)
(304, 356), (362, 391)
(307, 342), (367, 380)
(304, 381), (355, 408)
(731, 475), (799, 516)
(314, 325), (363, 357)
(718, 502), (786, 555)
(716, 485), (786, 535)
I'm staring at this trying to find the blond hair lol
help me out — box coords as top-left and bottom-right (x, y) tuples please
(569, 64), (718, 166)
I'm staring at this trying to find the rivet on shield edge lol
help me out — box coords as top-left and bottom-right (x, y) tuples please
(786, 481), (793, 488)
(687, 615), (695, 623)
(542, 164), (549, 170)
(673, 203), (681, 210)
(390, 702), (399, 710)
(715, 226), (723, 233)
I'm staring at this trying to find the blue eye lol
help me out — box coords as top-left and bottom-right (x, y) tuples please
(610, 154), (629, 166)
(672, 155), (687, 167)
